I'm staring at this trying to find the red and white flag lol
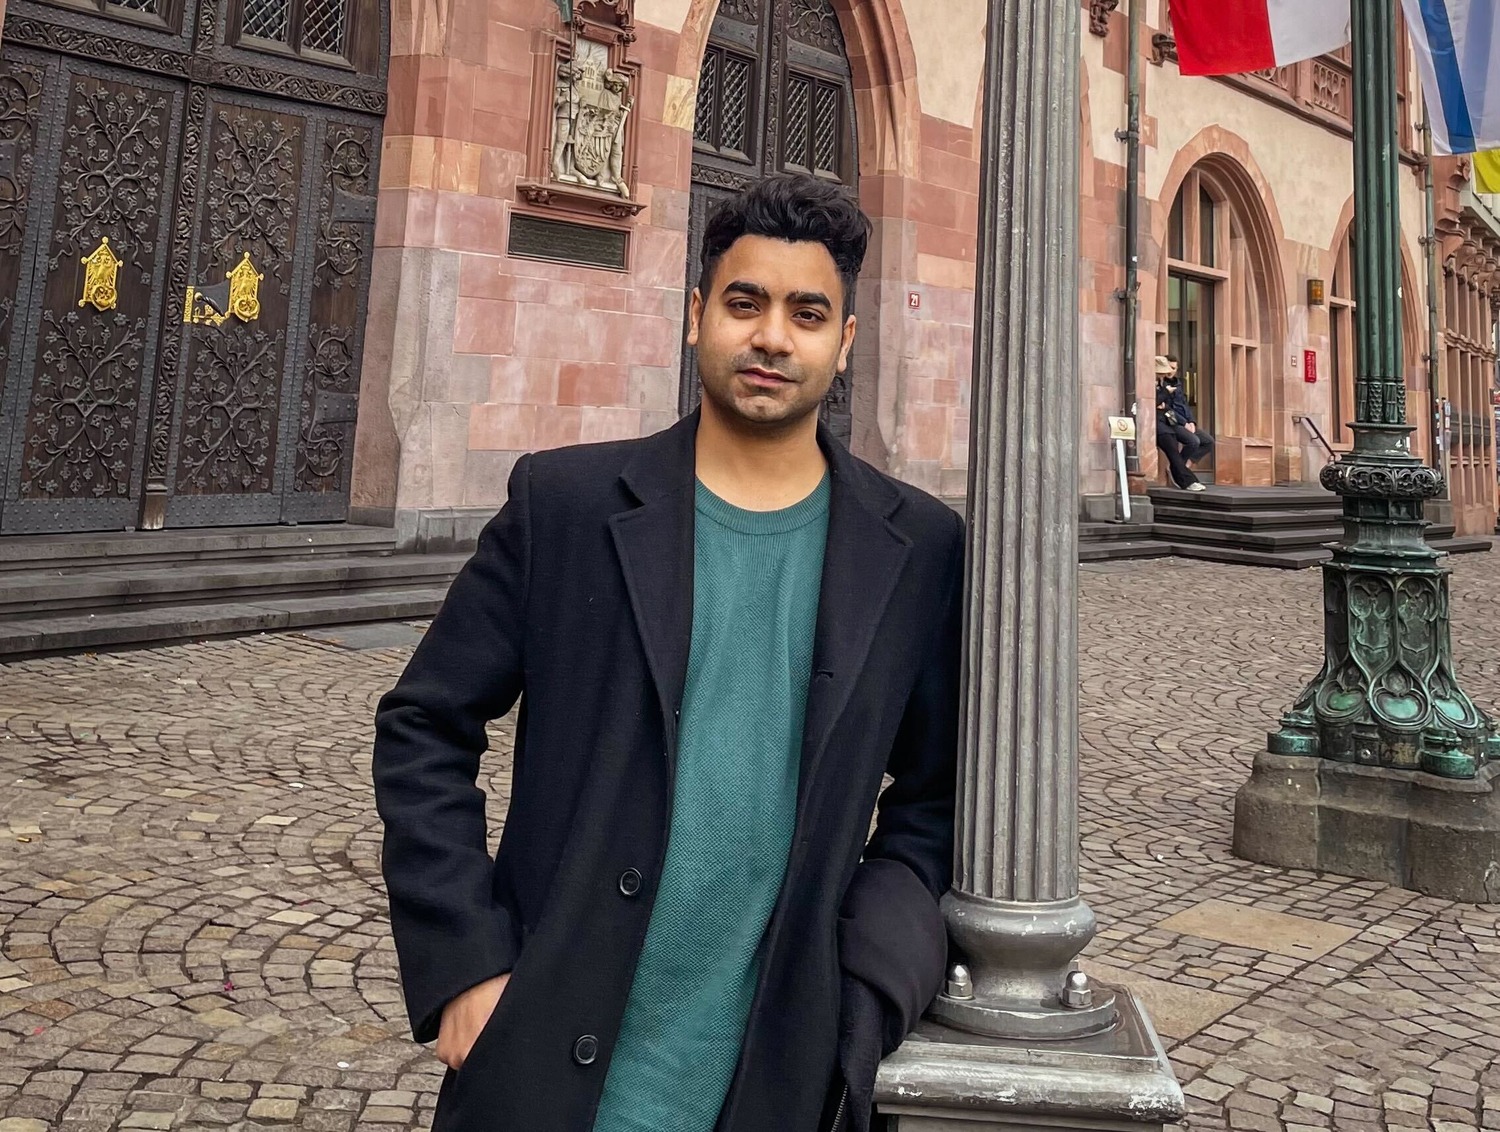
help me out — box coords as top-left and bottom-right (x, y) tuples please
(1168, 0), (1351, 77)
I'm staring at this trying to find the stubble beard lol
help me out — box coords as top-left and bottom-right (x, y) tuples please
(699, 350), (832, 435)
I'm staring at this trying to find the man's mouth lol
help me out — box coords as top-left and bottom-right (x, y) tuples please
(741, 367), (791, 385)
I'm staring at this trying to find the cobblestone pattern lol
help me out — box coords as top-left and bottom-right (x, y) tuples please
(0, 555), (1498, 1129)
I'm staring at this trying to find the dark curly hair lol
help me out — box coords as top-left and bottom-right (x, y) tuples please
(699, 173), (872, 315)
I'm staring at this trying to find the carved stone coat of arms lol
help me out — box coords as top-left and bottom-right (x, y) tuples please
(552, 39), (633, 197)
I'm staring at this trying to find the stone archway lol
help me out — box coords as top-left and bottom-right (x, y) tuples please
(1155, 146), (1288, 485)
(677, 0), (926, 469)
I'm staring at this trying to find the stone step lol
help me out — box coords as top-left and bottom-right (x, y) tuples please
(1079, 521), (1159, 543)
(0, 554), (469, 617)
(1078, 539), (1173, 563)
(1152, 522), (1342, 553)
(1431, 534), (1494, 555)
(1163, 542), (1334, 570)
(0, 524), (397, 572)
(0, 587), (451, 659)
(1151, 505), (1344, 531)
(1147, 485), (1341, 512)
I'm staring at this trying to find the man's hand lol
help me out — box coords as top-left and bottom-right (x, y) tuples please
(437, 973), (511, 1071)
(1185, 422), (1197, 433)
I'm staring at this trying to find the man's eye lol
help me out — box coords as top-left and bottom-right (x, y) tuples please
(795, 310), (824, 323)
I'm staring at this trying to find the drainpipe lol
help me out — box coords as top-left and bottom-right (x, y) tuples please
(1114, 0), (1143, 480)
(1422, 109), (1449, 491)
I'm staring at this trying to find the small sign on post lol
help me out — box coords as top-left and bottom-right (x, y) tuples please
(1108, 415), (1136, 521)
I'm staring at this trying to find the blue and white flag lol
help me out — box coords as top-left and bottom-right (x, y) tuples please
(1402, 0), (1500, 154)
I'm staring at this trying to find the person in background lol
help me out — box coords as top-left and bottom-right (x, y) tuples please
(1155, 354), (1212, 492)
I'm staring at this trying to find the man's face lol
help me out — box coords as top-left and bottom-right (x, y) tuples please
(688, 234), (856, 432)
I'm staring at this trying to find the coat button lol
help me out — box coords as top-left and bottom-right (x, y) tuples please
(618, 868), (642, 897)
(573, 1034), (599, 1065)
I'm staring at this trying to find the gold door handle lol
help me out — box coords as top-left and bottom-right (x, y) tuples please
(185, 252), (264, 325)
(79, 238), (123, 311)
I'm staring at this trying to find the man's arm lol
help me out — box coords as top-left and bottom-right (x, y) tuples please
(373, 455), (534, 1045)
(839, 511), (964, 1042)
(864, 510), (963, 897)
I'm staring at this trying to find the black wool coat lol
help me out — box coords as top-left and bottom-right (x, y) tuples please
(373, 411), (964, 1132)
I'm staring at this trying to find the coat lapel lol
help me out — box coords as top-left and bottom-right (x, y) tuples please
(609, 413), (699, 760)
(799, 427), (911, 800)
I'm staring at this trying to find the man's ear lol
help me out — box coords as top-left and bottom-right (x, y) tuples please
(687, 288), (704, 347)
(836, 314), (857, 374)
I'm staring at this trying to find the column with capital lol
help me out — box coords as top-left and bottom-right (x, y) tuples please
(873, 0), (1182, 1126)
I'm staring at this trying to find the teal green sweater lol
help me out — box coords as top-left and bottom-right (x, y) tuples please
(591, 474), (831, 1132)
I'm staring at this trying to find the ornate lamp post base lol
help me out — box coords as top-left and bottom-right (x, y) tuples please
(1241, 424), (1500, 898)
(1267, 427), (1500, 781)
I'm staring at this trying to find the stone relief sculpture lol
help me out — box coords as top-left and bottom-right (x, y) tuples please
(551, 40), (633, 197)
(551, 62), (575, 182)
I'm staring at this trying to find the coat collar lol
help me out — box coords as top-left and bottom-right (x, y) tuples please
(609, 410), (911, 783)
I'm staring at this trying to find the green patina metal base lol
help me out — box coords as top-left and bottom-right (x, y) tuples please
(1269, 426), (1500, 779)
(1269, 2), (1500, 784)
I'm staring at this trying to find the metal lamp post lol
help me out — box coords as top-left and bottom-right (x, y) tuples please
(873, 0), (1182, 1125)
(1266, 3), (1497, 779)
(1236, 4), (1500, 902)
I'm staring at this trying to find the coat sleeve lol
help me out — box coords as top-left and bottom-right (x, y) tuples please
(372, 455), (534, 1044)
(838, 510), (964, 1039)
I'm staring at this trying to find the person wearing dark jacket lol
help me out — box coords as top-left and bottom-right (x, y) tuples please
(1154, 354), (1212, 491)
(372, 173), (962, 1132)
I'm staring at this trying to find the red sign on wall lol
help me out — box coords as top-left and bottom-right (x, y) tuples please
(1303, 349), (1318, 384)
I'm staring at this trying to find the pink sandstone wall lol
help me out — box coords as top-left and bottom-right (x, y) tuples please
(352, 0), (981, 546)
(352, 0), (690, 547)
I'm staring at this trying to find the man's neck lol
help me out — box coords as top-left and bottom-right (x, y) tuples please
(694, 403), (827, 512)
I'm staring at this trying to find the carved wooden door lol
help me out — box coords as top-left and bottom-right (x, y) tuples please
(679, 0), (858, 442)
(0, 0), (386, 533)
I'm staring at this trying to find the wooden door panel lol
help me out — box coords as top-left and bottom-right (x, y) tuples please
(0, 0), (386, 533)
(0, 59), (182, 533)
(160, 93), (307, 526)
(0, 50), (50, 526)
(282, 113), (375, 522)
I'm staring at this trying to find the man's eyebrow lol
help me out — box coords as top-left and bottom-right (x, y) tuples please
(720, 281), (833, 310)
(723, 280), (771, 300)
(787, 290), (832, 310)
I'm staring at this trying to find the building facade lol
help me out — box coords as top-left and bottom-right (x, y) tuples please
(0, 0), (1492, 546)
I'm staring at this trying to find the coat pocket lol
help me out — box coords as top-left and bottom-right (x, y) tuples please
(449, 940), (530, 1093)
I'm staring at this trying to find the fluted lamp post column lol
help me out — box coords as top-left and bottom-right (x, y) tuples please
(873, 0), (1182, 1126)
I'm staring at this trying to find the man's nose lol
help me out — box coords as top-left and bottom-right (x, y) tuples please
(750, 311), (794, 356)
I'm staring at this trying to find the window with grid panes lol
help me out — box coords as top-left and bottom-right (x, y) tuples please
(239, 0), (351, 60)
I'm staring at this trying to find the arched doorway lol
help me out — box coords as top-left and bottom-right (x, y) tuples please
(0, 0), (387, 533)
(678, 0), (859, 441)
(1161, 160), (1281, 484)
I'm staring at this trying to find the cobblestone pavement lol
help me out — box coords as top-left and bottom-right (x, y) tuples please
(2, 556), (1500, 1130)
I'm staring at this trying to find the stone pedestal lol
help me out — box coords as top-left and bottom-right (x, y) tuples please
(1236, 753), (1500, 901)
(876, 992), (1182, 1131)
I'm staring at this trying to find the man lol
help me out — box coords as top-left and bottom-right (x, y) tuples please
(1157, 355), (1214, 474)
(373, 173), (964, 1132)
(1154, 354), (1211, 491)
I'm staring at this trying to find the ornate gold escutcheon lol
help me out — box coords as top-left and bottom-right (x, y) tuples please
(78, 238), (124, 312)
(226, 252), (263, 321)
(184, 252), (264, 326)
